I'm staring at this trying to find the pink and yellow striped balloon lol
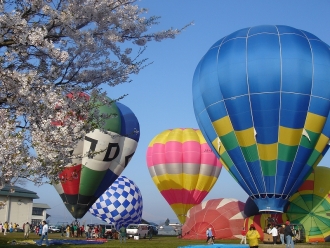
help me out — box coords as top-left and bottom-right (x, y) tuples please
(146, 128), (222, 223)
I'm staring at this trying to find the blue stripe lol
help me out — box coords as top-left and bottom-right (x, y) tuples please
(116, 102), (140, 142)
(280, 93), (309, 128)
(309, 97), (330, 117)
(225, 96), (253, 131)
(252, 93), (279, 144)
(248, 33), (281, 93)
(218, 38), (248, 98)
(310, 40), (330, 99)
(281, 34), (313, 94)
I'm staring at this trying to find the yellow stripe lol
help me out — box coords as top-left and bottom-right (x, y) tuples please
(314, 133), (329, 153)
(195, 129), (207, 143)
(170, 203), (195, 223)
(279, 126), (302, 146)
(220, 158), (229, 171)
(148, 129), (172, 146)
(235, 128), (256, 147)
(153, 174), (217, 191)
(213, 116), (233, 136)
(257, 143), (278, 161)
(305, 112), (326, 133)
(195, 175), (218, 191)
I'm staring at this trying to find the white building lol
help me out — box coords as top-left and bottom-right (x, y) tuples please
(0, 185), (50, 228)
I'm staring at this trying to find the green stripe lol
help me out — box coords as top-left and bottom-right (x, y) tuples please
(241, 145), (259, 162)
(79, 166), (107, 196)
(220, 151), (234, 168)
(91, 97), (121, 133)
(278, 144), (297, 162)
(300, 130), (319, 149)
(307, 150), (321, 167)
(220, 131), (239, 150)
(260, 160), (276, 176)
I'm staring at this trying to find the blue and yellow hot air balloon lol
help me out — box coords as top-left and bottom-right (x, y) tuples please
(193, 25), (330, 213)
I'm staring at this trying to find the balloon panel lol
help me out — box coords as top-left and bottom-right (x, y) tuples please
(54, 99), (140, 219)
(89, 176), (143, 230)
(193, 25), (330, 212)
(182, 198), (245, 240)
(287, 166), (330, 242)
(147, 128), (222, 223)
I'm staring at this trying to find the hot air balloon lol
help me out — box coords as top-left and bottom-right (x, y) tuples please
(286, 166), (330, 242)
(54, 97), (140, 219)
(146, 128), (222, 223)
(89, 176), (143, 230)
(182, 198), (245, 240)
(193, 25), (330, 213)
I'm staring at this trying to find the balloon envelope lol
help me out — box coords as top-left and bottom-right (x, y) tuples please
(182, 198), (245, 240)
(286, 166), (330, 242)
(89, 176), (143, 230)
(146, 128), (222, 223)
(193, 25), (330, 212)
(54, 99), (140, 219)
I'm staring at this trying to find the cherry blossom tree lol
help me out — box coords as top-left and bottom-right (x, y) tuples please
(0, 0), (190, 186)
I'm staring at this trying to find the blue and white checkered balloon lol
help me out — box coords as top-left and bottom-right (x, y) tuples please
(89, 176), (143, 230)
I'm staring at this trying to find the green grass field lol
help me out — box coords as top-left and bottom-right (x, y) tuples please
(1, 232), (330, 248)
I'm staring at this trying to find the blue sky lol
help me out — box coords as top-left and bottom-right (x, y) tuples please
(26, 0), (330, 225)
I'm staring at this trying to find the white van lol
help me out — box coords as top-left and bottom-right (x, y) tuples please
(126, 224), (149, 239)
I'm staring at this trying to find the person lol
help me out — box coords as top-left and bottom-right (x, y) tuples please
(240, 227), (247, 244)
(65, 225), (70, 238)
(0, 222), (2, 233)
(246, 224), (260, 248)
(279, 225), (285, 245)
(99, 225), (103, 238)
(284, 221), (294, 248)
(206, 227), (214, 244)
(119, 224), (126, 243)
(148, 225), (153, 240)
(38, 222), (42, 236)
(73, 223), (78, 237)
(84, 224), (89, 239)
(268, 225), (278, 245)
(3, 221), (8, 235)
(61, 224), (64, 237)
(24, 222), (30, 239)
(37, 220), (49, 246)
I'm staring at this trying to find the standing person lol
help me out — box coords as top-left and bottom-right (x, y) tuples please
(119, 224), (126, 243)
(206, 227), (214, 244)
(0, 222), (2, 233)
(268, 225), (278, 245)
(3, 221), (8, 235)
(38, 222), (42, 236)
(240, 227), (247, 244)
(61, 225), (64, 237)
(66, 225), (70, 238)
(37, 220), (49, 247)
(148, 225), (153, 240)
(284, 221), (294, 248)
(24, 222), (30, 239)
(279, 225), (285, 245)
(246, 224), (260, 248)
(99, 225), (103, 238)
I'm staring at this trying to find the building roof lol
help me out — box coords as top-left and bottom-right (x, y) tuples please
(33, 203), (51, 209)
(0, 185), (39, 199)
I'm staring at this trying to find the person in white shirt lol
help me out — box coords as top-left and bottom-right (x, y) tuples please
(206, 227), (214, 244)
(268, 225), (279, 245)
(37, 221), (49, 246)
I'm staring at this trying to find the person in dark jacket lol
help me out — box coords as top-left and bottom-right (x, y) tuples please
(284, 221), (294, 248)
